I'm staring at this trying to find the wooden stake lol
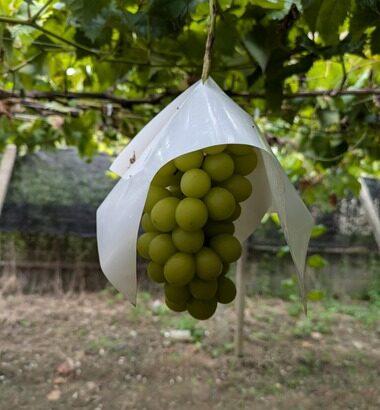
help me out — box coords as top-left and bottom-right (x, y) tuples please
(0, 144), (17, 216)
(359, 177), (380, 251)
(235, 241), (247, 357)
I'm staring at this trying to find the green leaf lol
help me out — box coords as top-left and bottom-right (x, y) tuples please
(371, 26), (380, 55)
(307, 289), (325, 301)
(132, 0), (201, 38)
(276, 245), (290, 257)
(350, 1), (380, 39)
(302, 0), (323, 31)
(316, 0), (351, 45)
(307, 60), (343, 90)
(307, 254), (328, 269)
(270, 212), (281, 226)
(252, 0), (285, 10)
(317, 109), (340, 127)
(243, 27), (272, 72)
(311, 224), (327, 238)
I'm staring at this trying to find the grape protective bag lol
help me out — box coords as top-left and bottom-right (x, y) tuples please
(97, 78), (314, 305)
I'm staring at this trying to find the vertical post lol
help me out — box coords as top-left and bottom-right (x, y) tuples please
(235, 241), (247, 357)
(0, 144), (17, 216)
(359, 177), (380, 251)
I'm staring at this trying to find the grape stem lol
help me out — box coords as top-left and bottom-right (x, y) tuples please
(201, 0), (217, 83)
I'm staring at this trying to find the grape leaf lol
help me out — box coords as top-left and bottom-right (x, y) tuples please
(302, 0), (323, 31)
(307, 254), (328, 269)
(316, 0), (351, 45)
(307, 289), (325, 301)
(371, 26), (380, 54)
(252, 0), (285, 10)
(243, 25), (281, 72)
(311, 224), (327, 238)
(350, 0), (380, 39)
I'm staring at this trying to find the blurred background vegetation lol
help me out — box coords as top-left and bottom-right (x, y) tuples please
(0, 2), (379, 408)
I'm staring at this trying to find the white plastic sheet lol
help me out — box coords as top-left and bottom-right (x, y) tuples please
(97, 78), (314, 305)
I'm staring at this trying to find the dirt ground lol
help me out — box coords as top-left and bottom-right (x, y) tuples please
(0, 291), (379, 410)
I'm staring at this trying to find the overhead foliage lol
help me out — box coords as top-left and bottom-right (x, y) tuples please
(0, 0), (379, 209)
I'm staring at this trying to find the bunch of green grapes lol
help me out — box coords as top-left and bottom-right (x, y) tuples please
(137, 144), (258, 320)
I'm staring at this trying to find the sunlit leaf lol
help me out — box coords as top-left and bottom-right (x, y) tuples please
(307, 254), (328, 269)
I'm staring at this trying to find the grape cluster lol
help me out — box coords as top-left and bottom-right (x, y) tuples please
(137, 144), (258, 320)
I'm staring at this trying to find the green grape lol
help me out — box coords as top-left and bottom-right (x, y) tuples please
(195, 247), (222, 280)
(220, 174), (252, 202)
(217, 277), (237, 304)
(174, 150), (203, 171)
(225, 203), (241, 222)
(226, 144), (255, 156)
(187, 298), (217, 320)
(158, 161), (177, 176)
(148, 234), (177, 265)
(175, 198), (208, 231)
(203, 144), (227, 155)
(165, 283), (191, 305)
(203, 187), (236, 221)
(152, 166), (182, 187)
(166, 298), (187, 312)
(203, 221), (235, 237)
(172, 228), (204, 253)
(137, 232), (158, 259)
(141, 213), (157, 232)
(167, 185), (184, 199)
(232, 152), (258, 176)
(210, 234), (242, 263)
(189, 278), (217, 300)
(147, 262), (165, 283)
(144, 185), (171, 212)
(151, 174), (172, 187)
(151, 197), (180, 232)
(150, 162), (177, 187)
(202, 153), (234, 182)
(180, 169), (211, 198)
(170, 171), (184, 187)
(164, 252), (195, 286)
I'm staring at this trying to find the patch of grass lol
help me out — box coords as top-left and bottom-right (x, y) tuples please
(287, 302), (303, 317)
(324, 299), (380, 327)
(138, 291), (152, 303)
(250, 382), (283, 397)
(153, 303), (170, 317)
(292, 310), (333, 337)
(18, 319), (31, 328)
(101, 286), (124, 305)
(167, 351), (182, 364)
(87, 335), (118, 351)
(168, 315), (205, 342)
(210, 342), (234, 358)
(125, 292), (154, 322)
(76, 327), (88, 338)
(127, 303), (151, 323)
(252, 331), (280, 342)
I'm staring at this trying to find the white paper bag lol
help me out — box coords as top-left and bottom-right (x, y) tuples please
(97, 78), (314, 305)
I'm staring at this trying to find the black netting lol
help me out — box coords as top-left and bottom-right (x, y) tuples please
(0, 149), (378, 250)
(0, 149), (116, 236)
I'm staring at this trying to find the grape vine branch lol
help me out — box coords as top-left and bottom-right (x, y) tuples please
(201, 0), (217, 83)
(1, 88), (379, 112)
